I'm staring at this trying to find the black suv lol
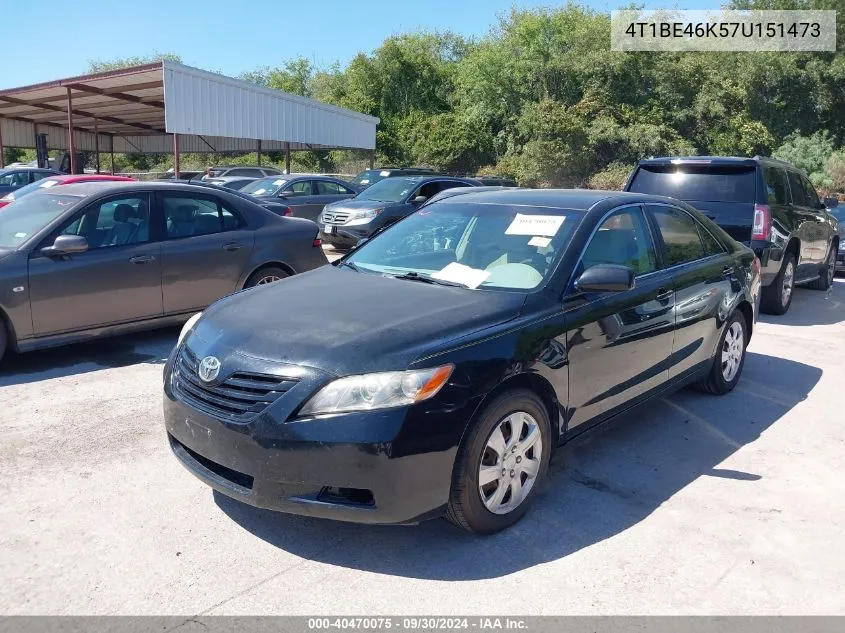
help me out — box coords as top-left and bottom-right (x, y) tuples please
(625, 156), (840, 315)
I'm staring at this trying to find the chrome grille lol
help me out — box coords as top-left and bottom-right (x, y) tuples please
(173, 345), (298, 421)
(323, 211), (350, 225)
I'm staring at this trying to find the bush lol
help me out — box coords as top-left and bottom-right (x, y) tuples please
(586, 162), (634, 190)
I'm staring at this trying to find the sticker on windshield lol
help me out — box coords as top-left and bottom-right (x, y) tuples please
(14, 232), (27, 238)
(40, 180), (59, 188)
(379, 171), (391, 177)
(273, 179), (286, 186)
(253, 188), (267, 195)
(360, 179), (370, 184)
(431, 262), (491, 289)
(506, 214), (565, 237)
(528, 236), (552, 247)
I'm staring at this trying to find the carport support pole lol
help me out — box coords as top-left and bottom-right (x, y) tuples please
(173, 133), (180, 179)
(0, 118), (5, 168)
(257, 139), (262, 166)
(66, 88), (76, 175)
(285, 142), (291, 174)
(109, 135), (115, 175)
(93, 118), (100, 174)
(369, 150), (375, 169)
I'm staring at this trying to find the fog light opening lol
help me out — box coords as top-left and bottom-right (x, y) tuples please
(318, 486), (375, 506)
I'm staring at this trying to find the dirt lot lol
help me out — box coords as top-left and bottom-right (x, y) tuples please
(1, 277), (843, 615)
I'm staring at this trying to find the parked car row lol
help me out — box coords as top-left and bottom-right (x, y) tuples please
(0, 153), (838, 538)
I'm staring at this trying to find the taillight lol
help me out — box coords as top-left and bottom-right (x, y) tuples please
(312, 234), (322, 247)
(281, 207), (291, 216)
(0, 200), (10, 209)
(752, 204), (771, 241)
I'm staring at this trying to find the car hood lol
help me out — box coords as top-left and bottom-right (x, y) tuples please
(192, 265), (525, 376)
(324, 198), (400, 213)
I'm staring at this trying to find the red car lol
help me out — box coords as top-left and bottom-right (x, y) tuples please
(0, 174), (135, 209)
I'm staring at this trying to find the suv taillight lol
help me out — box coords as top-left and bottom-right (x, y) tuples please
(312, 233), (322, 248)
(752, 204), (771, 241)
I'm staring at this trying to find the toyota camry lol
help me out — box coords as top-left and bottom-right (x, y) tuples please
(164, 189), (761, 534)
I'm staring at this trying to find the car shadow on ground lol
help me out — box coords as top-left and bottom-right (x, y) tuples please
(215, 351), (821, 580)
(758, 278), (845, 327)
(0, 326), (179, 387)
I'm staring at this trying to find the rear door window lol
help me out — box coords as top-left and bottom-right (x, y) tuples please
(283, 181), (313, 197)
(316, 180), (354, 195)
(629, 165), (757, 203)
(787, 171), (808, 206)
(764, 167), (789, 204)
(649, 205), (706, 266)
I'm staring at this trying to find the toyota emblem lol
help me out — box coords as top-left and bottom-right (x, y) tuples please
(198, 356), (221, 383)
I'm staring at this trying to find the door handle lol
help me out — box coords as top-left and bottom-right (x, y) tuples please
(656, 288), (673, 301)
(223, 242), (243, 251)
(129, 254), (155, 264)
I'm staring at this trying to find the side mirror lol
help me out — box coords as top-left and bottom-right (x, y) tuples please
(411, 195), (427, 205)
(824, 197), (839, 209)
(41, 234), (89, 256)
(575, 264), (634, 293)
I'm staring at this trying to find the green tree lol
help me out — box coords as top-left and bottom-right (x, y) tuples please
(87, 53), (181, 73)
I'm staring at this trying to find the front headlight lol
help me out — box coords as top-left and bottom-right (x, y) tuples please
(299, 364), (454, 416)
(177, 312), (202, 347)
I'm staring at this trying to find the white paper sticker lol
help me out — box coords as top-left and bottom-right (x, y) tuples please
(380, 170), (391, 177)
(39, 180), (59, 188)
(272, 179), (286, 186)
(431, 262), (491, 289)
(14, 232), (27, 238)
(506, 214), (565, 236)
(528, 236), (552, 247)
(253, 188), (267, 195)
(359, 179), (370, 185)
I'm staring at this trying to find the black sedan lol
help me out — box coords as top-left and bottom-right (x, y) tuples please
(164, 189), (761, 533)
(318, 175), (479, 248)
(0, 181), (327, 361)
(241, 175), (357, 222)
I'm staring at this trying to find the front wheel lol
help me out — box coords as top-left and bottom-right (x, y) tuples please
(808, 244), (835, 291)
(697, 310), (748, 395)
(446, 389), (551, 534)
(244, 267), (290, 288)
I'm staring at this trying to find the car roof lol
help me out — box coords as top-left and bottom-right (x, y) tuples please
(429, 188), (680, 211)
(636, 155), (797, 167)
(383, 175), (475, 184)
(31, 180), (248, 197)
(48, 174), (134, 183)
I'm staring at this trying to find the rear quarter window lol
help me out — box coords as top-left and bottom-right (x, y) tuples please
(629, 165), (757, 203)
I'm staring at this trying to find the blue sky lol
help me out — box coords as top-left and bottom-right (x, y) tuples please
(2, 0), (721, 89)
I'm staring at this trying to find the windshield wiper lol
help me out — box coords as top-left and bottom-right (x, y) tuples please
(390, 271), (468, 288)
(339, 260), (363, 272)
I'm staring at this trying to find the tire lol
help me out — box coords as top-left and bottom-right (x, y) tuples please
(446, 388), (551, 534)
(761, 252), (796, 315)
(808, 243), (835, 291)
(244, 266), (290, 288)
(0, 321), (6, 363)
(696, 310), (748, 395)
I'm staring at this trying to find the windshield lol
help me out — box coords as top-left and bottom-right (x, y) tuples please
(346, 202), (581, 290)
(2, 178), (62, 201)
(350, 169), (389, 187)
(830, 207), (845, 222)
(629, 165), (757, 203)
(241, 177), (288, 196)
(355, 177), (417, 203)
(0, 193), (79, 248)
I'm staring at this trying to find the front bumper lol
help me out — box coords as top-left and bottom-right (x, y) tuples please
(319, 222), (373, 247)
(163, 341), (471, 525)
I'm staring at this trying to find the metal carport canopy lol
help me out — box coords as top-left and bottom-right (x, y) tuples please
(0, 60), (379, 157)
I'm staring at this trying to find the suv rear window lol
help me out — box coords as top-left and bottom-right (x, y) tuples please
(628, 165), (757, 203)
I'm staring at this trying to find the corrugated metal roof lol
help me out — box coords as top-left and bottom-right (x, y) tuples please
(0, 61), (378, 153)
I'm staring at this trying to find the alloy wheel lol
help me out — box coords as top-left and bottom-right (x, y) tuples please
(721, 321), (745, 382)
(478, 412), (543, 515)
(826, 249), (835, 285)
(782, 260), (794, 307)
(256, 275), (282, 285)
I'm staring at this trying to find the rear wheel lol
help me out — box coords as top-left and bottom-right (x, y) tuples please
(808, 244), (835, 291)
(761, 252), (795, 315)
(446, 389), (551, 534)
(697, 310), (747, 395)
(245, 267), (290, 288)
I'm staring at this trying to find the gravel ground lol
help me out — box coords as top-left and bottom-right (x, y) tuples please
(1, 275), (842, 615)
